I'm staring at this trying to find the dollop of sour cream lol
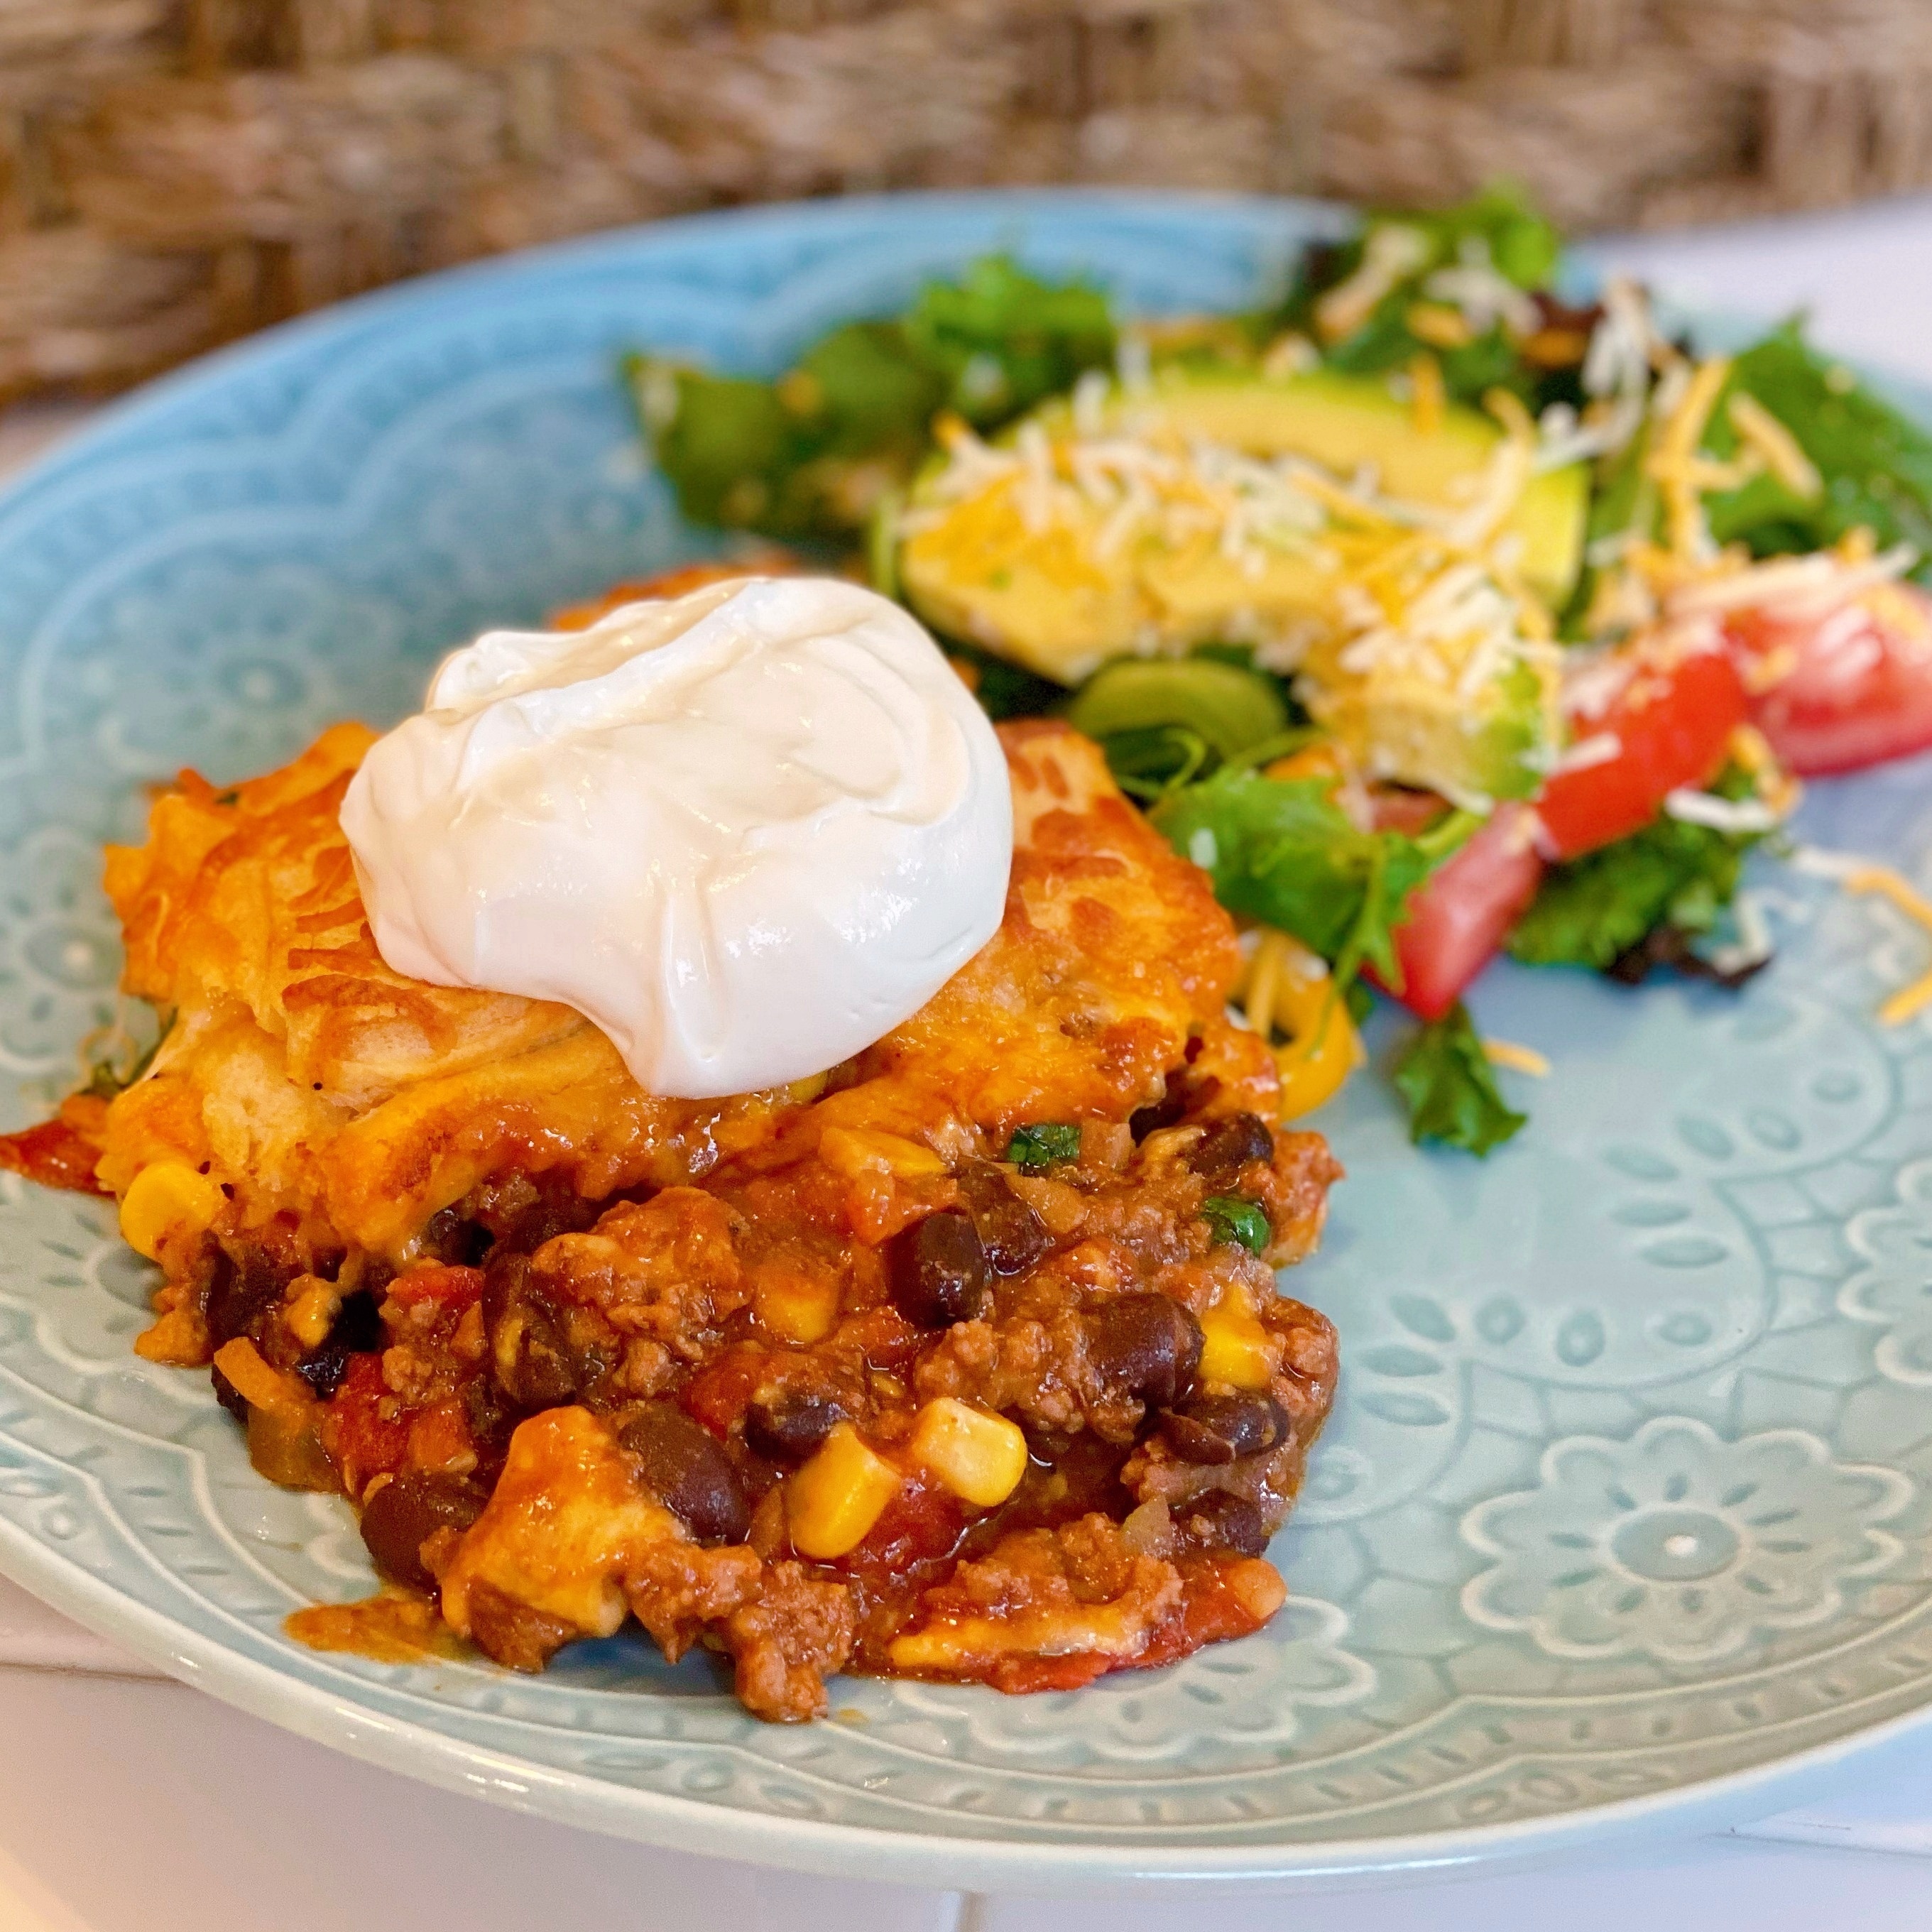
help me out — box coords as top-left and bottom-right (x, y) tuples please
(340, 577), (1011, 1098)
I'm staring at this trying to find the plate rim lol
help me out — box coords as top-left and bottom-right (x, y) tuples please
(3, 185), (1931, 1890)
(7, 1500), (1930, 1892)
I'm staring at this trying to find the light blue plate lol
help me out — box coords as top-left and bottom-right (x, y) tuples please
(4, 191), (1932, 1891)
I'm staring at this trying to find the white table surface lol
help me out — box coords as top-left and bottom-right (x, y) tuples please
(8, 192), (1932, 1928)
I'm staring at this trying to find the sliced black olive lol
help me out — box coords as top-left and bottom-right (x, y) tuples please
(620, 1402), (751, 1545)
(1085, 1293), (1204, 1410)
(744, 1390), (848, 1463)
(956, 1167), (1052, 1277)
(1177, 1488), (1272, 1557)
(1186, 1112), (1275, 1181)
(360, 1470), (489, 1590)
(1158, 1392), (1291, 1466)
(884, 1207), (990, 1328)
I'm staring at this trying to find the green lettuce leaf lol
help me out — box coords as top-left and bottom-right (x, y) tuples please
(1703, 322), (1932, 568)
(905, 256), (1115, 427)
(1392, 1003), (1527, 1155)
(628, 257), (1115, 542)
(1151, 770), (1473, 989)
(1275, 184), (1565, 410)
(1507, 792), (1757, 973)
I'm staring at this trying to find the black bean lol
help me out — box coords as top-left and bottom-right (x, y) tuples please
(744, 1390), (848, 1463)
(1085, 1293), (1204, 1409)
(1177, 1489), (1272, 1557)
(360, 1470), (489, 1591)
(1158, 1392), (1291, 1466)
(1128, 1087), (1189, 1142)
(420, 1205), (496, 1267)
(294, 1289), (383, 1402)
(482, 1250), (612, 1410)
(462, 1375), (515, 1486)
(210, 1362), (249, 1423)
(956, 1167), (1052, 1277)
(621, 1402), (751, 1545)
(204, 1248), (283, 1350)
(1186, 1112), (1275, 1181)
(885, 1208), (990, 1328)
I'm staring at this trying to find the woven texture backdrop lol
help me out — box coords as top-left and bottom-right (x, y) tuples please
(2, 0), (1929, 401)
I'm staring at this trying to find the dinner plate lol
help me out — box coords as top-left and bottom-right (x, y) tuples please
(5, 190), (1932, 1892)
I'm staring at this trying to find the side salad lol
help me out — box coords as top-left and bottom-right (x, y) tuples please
(623, 189), (1932, 1153)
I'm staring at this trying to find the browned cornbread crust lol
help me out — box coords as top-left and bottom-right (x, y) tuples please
(10, 717), (1341, 1720)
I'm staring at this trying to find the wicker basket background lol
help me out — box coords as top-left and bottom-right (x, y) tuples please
(1, 0), (1928, 401)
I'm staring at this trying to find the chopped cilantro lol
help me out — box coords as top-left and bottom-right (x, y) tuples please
(1006, 1123), (1082, 1172)
(1392, 1003), (1526, 1157)
(1201, 1194), (1270, 1254)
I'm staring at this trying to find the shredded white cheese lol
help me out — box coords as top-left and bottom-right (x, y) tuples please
(1662, 788), (1784, 834)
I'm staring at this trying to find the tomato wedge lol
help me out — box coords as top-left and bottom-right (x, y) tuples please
(1376, 805), (1544, 1021)
(1726, 583), (1932, 777)
(1535, 648), (1747, 861)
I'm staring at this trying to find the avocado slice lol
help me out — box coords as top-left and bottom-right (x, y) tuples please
(896, 367), (1587, 687)
(1299, 640), (1558, 803)
(1117, 368), (1586, 606)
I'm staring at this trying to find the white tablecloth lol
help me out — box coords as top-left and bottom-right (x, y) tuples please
(7, 193), (1932, 1928)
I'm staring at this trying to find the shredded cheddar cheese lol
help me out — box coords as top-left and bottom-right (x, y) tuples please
(1841, 866), (1932, 1025)
(1482, 1039), (1551, 1076)
(1316, 224), (1431, 343)
(1407, 301), (1472, 351)
(1647, 355), (1732, 562)
(1726, 391), (1823, 501)
(1796, 851), (1932, 1026)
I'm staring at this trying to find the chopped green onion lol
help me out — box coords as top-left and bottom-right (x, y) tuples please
(1201, 1194), (1270, 1254)
(1005, 1123), (1082, 1171)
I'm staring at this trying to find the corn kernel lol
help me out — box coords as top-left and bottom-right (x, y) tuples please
(119, 1161), (226, 1262)
(1199, 1306), (1275, 1390)
(787, 1424), (902, 1559)
(283, 1275), (342, 1351)
(756, 1273), (841, 1346)
(818, 1125), (946, 1180)
(909, 1398), (1028, 1509)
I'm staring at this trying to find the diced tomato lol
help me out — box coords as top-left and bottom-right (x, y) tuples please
(1536, 648), (1747, 860)
(1725, 584), (1932, 776)
(1136, 1554), (1284, 1671)
(844, 1478), (965, 1580)
(0, 1109), (111, 1197)
(1377, 804), (1544, 1021)
(320, 1353), (410, 1495)
(383, 1262), (485, 1310)
(679, 1351), (766, 1437)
